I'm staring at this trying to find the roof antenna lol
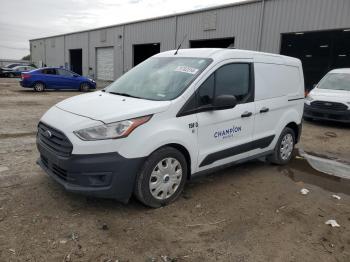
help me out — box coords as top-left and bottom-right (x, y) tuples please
(174, 34), (187, 55)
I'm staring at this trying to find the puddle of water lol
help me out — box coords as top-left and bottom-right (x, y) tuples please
(299, 149), (350, 179)
(280, 150), (350, 195)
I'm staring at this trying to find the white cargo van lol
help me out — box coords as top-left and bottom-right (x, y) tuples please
(304, 68), (350, 123)
(37, 49), (304, 207)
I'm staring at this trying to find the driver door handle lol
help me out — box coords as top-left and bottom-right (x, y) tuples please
(260, 107), (269, 113)
(241, 111), (252, 118)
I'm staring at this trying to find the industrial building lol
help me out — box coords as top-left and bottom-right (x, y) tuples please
(30, 0), (350, 89)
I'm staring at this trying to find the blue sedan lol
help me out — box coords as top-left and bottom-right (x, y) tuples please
(20, 67), (96, 92)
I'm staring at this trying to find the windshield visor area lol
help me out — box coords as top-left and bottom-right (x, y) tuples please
(106, 57), (212, 101)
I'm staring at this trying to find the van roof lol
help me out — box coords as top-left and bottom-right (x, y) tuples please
(155, 48), (301, 67)
(329, 68), (350, 74)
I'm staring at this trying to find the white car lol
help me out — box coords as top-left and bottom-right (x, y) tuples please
(304, 68), (350, 123)
(37, 48), (304, 207)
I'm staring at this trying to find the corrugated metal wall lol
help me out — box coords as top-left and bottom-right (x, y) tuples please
(176, 2), (261, 50)
(30, 40), (45, 66)
(260, 0), (350, 52)
(45, 36), (65, 67)
(123, 17), (177, 72)
(88, 26), (124, 79)
(29, 0), (350, 79)
(64, 32), (89, 76)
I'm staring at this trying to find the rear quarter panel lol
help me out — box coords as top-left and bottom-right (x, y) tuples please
(253, 61), (304, 153)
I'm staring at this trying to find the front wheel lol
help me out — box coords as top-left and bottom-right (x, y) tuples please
(80, 83), (90, 92)
(268, 127), (295, 165)
(134, 147), (187, 208)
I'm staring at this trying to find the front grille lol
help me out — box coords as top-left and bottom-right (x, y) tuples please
(311, 101), (348, 111)
(38, 122), (73, 157)
(41, 155), (49, 168)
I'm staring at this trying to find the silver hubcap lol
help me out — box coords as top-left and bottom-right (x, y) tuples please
(280, 133), (294, 160)
(82, 84), (89, 91)
(35, 83), (43, 91)
(149, 157), (183, 200)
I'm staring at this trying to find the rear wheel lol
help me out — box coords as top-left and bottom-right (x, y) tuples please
(134, 147), (187, 208)
(80, 83), (90, 92)
(268, 127), (295, 165)
(33, 82), (45, 92)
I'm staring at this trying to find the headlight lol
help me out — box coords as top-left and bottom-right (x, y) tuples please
(305, 95), (314, 102)
(74, 115), (152, 141)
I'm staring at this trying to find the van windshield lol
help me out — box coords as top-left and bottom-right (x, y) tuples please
(318, 73), (350, 91)
(105, 57), (212, 101)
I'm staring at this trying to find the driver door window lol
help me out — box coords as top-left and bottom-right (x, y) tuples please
(198, 63), (251, 106)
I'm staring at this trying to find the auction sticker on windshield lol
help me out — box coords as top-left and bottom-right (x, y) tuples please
(175, 66), (199, 75)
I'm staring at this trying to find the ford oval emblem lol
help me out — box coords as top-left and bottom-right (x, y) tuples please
(324, 102), (332, 106)
(43, 130), (52, 138)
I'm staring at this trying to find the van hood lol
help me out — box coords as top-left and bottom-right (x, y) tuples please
(310, 88), (350, 102)
(55, 91), (171, 124)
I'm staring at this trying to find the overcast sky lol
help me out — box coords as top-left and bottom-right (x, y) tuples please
(0, 0), (244, 60)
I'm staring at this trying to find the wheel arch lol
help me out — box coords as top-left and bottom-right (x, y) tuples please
(80, 81), (93, 88)
(276, 106), (302, 145)
(150, 143), (192, 180)
(31, 80), (46, 88)
(285, 121), (301, 144)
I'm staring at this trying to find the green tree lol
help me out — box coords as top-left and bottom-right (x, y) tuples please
(22, 54), (31, 60)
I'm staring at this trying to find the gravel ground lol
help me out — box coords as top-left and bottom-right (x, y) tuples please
(0, 78), (349, 262)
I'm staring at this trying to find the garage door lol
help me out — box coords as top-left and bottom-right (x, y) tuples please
(96, 47), (114, 81)
(281, 29), (350, 90)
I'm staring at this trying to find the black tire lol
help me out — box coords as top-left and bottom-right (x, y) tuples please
(80, 83), (90, 92)
(33, 82), (45, 92)
(134, 147), (188, 208)
(268, 127), (295, 165)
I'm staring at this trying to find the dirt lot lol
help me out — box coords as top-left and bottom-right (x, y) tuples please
(0, 78), (349, 262)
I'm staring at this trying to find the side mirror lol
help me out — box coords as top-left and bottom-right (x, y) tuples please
(213, 95), (237, 110)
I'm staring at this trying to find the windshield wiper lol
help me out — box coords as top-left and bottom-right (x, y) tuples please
(108, 91), (142, 99)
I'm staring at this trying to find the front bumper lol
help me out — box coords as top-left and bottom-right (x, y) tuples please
(304, 104), (350, 123)
(37, 137), (145, 202)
